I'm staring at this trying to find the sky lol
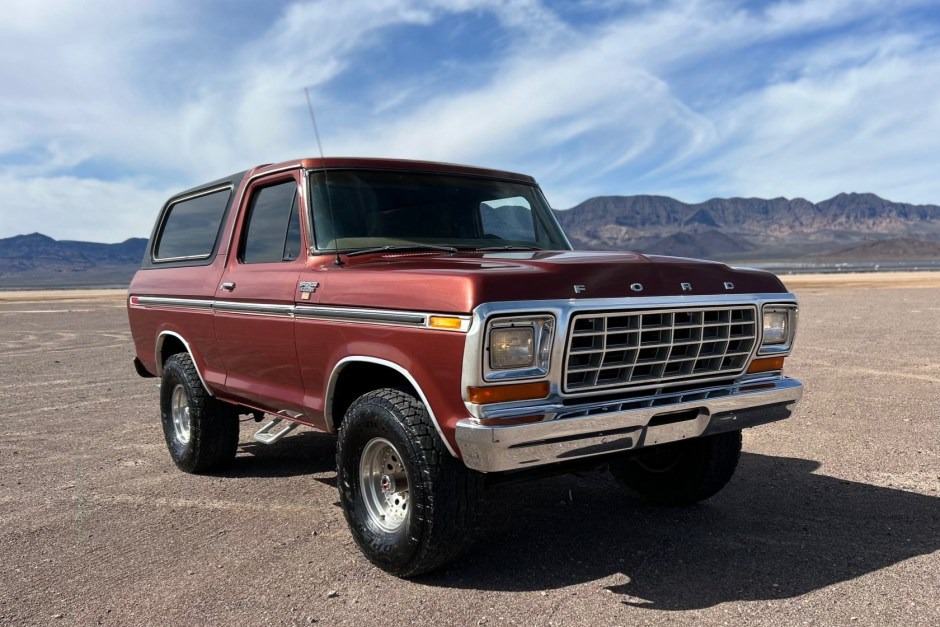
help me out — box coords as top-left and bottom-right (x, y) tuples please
(2, 0), (940, 242)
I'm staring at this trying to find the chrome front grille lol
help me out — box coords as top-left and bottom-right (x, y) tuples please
(564, 306), (758, 393)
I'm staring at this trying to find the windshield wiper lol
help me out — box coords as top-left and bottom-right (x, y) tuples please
(345, 243), (459, 257)
(473, 245), (543, 251)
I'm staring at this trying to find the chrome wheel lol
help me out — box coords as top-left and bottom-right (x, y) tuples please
(359, 438), (410, 533)
(170, 383), (192, 444)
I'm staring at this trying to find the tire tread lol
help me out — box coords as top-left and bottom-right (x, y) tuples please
(162, 353), (238, 473)
(337, 388), (483, 576)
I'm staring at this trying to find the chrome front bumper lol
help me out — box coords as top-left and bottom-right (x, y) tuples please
(455, 376), (803, 473)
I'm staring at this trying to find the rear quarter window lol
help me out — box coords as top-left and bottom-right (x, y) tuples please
(154, 188), (232, 261)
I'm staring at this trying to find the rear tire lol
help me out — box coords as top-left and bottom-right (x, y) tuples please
(336, 388), (483, 577)
(159, 353), (239, 473)
(610, 430), (742, 505)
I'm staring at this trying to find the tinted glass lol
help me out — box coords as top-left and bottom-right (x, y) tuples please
(309, 170), (569, 251)
(480, 197), (535, 241)
(155, 188), (230, 260)
(242, 181), (301, 263)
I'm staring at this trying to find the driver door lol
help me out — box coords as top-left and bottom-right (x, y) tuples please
(214, 170), (307, 413)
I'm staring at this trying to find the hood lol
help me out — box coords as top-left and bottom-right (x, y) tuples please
(314, 250), (788, 313)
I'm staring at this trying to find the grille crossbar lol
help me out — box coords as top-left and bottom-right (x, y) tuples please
(564, 306), (757, 392)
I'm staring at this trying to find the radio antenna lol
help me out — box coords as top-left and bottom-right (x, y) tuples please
(304, 87), (343, 266)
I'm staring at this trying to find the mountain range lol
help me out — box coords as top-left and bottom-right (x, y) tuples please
(3, 192), (940, 288)
(555, 192), (940, 261)
(0, 233), (148, 288)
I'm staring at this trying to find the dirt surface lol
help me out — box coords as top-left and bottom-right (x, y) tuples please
(781, 270), (940, 290)
(1, 285), (938, 626)
(0, 288), (126, 303)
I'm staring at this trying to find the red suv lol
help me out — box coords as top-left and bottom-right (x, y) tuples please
(128, 157), (802, 576)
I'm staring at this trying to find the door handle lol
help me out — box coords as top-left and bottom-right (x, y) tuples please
(220, 282), (236, 292)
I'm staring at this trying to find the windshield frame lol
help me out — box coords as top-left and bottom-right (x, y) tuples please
(304, 167), (573, 254)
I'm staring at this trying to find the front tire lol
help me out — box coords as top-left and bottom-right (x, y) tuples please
(159, 353), (239, 473)
(610, 430), (742, 505)
(336, 388), (483, 577)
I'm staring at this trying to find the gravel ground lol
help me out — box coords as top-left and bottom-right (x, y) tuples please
(0, 285), (937, 626)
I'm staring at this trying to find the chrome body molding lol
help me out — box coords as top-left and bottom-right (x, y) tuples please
(324, 356), (459, 457)
(456, 375), (803, 472)
(294, 304), (427, 327)
(461, 292), (799, 406)
(154, 331), (214, 396)
(214, 300), (295, 317)
(132, 296), (470, 331)
(138, 296), (214, 310)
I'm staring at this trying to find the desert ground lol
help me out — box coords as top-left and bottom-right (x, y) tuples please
(1, 274), (938, 626)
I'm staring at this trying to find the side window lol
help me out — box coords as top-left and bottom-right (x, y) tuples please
(241, 181), (302, 263)
(479, 196), (536, 242)
(155, 188), (231, 260)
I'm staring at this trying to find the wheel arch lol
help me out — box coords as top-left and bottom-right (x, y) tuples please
(325, 356), (457, 457)
(155, 330), (214, 396)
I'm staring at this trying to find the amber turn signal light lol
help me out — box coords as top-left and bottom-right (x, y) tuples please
(467, 381), (550, 404)
(428, 315), (465, 330)
(747, 355), (785, 374)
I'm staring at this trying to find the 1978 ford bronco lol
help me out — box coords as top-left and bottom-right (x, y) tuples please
(128, 157), (802, 576)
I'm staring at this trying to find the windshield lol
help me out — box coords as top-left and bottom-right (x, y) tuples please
(308, 170), (570, 252)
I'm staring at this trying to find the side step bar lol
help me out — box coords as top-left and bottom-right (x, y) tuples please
(252, 418), (298, 445)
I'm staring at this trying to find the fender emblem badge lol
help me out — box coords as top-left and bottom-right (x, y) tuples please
(630, 282), (644, 292)
(573, 284), (586, 294)
(299, 281), (319, 300)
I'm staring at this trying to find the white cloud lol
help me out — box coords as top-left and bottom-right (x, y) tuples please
(2, 0), (940, 240)
(685, 41), (940, 203)
(0, 174), (173, 242)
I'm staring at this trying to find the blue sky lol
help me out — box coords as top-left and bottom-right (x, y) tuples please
(2, 0), (940, 241)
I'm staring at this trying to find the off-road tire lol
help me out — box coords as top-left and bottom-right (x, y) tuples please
(336, 388), (484, 577)
(610, 430), (742, 505)
(160, 353), (239, 473)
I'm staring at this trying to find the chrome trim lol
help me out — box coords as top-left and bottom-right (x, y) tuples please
(562, 305), (758, 393)
(474, 372), (783, 422)
(151, 184), (235, 263)
(483, 314), (555, 381)
(295, 305), (427, 326)
(130, 297), (470, 331)
(758, 303), (799, 355)
(456, 375), (802, 472)
(324, 356), (459, 457)
(300, 168), (317, 258)
(154, 253), (215, 263)
(461, 292), (799, 405)
(214, 300), (295, 317)
(154, 331), (214, 396)
(138, 296), (214, 310)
